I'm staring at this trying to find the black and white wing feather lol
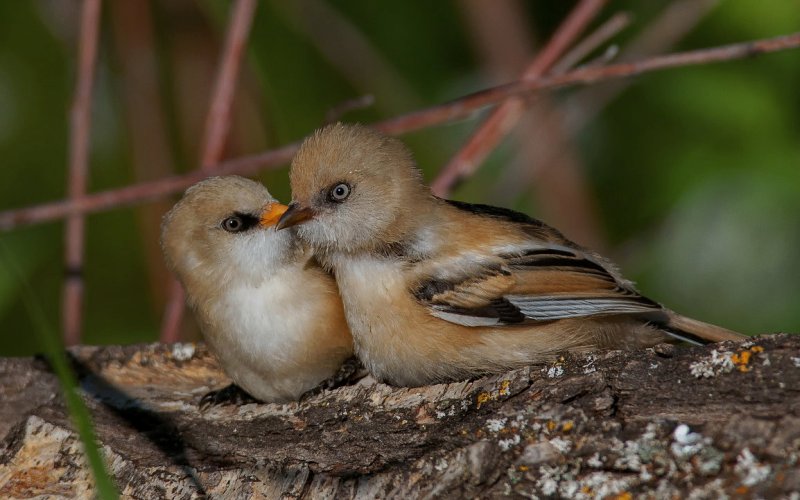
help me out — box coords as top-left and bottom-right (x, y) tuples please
(413, 201), (662, 328)
(413, 245), (662, 328)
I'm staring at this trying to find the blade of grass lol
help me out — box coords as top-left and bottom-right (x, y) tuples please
(0, 242), (118, 499)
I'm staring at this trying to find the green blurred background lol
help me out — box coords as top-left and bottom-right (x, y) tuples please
(1, 0), (798, 356)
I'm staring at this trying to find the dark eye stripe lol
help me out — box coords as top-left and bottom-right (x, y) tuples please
(221, 212), (260, 233)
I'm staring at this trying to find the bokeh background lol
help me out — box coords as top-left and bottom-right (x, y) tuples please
(1, 0), (799, 356)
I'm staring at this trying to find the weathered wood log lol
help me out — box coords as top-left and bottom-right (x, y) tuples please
(1, 334), (798, 498)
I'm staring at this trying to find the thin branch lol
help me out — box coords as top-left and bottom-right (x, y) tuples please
(495, 0), (719, 210)
(552, 11), (631, 74)
(566, 0), (719, 132)
(377, 31), (800, 133)
(62, 0), (101, 346)
(2, 31), (800, 230)
(518, 0), (607, 79)
(200, 0), (257, 169)
(492, 11), (633, 249)
(430, 0), (607, 197)
(459, 3), (630, 249)
(0, 145), (295, 230)
(160, 0), (258, 344)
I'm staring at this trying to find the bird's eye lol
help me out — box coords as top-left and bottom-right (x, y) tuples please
(329, 183), (351, 202)
(222, 216), (244, 233)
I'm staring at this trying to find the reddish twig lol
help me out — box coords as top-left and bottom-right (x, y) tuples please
(377, 32), (800, 132)
(430, 0), (607, 197)
(567, 0), (719, 131)
(552, 11), (631, 74)
(497, 0), (718, 208)
(199, 0), (257, 170)
(498, 0), (718, 206)
(458, 2), (622, 250)
(2, 31), (800, 230)
(160, 0), (258, 344)
(494, 11), (632, 249)
(0, 145), (294, 230)
(62, 0), (101, 346)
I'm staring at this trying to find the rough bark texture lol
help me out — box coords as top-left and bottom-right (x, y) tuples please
(1, 334), (799, 499)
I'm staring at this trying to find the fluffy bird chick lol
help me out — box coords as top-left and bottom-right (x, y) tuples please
(161, 176), (353, 402)
(278, 123), (746, 387)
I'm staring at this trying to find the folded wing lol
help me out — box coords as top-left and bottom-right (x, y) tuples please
(414, 246), (662, 328)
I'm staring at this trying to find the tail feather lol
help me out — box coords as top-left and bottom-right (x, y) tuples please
(660, 328), (705, 346)
(662, 310), (747, 344)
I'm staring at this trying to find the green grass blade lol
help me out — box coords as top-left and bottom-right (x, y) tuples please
(0, 242), (119, 499)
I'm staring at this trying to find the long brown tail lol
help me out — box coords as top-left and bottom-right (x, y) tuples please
(663, 310), (747, 343)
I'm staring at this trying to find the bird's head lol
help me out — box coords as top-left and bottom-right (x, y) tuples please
(277, 123), (429, 254)
(161, 176), (293, 293)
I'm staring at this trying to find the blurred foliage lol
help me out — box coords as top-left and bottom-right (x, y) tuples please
(1, 0), (798, 356)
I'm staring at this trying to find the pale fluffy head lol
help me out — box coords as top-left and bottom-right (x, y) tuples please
(161, 176), (297, 301)
(287, 123), (430, 254)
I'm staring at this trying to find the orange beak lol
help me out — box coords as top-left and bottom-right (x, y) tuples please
(276, 202), (315, 230)
(260, 202), (289, 227)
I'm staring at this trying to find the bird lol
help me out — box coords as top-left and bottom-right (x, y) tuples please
(276, 123), (747, 387)
(161, 175), (353, 403)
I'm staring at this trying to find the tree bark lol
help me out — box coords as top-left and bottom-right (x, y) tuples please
(1, 334), (798, 498)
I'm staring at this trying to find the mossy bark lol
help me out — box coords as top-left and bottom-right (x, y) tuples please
(1, 335), (799, 498)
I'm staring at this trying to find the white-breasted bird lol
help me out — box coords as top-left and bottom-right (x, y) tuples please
(161, 175), (353, 402)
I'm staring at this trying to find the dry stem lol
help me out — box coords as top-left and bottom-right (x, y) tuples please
(62, 0), (101, 345)
(430, 0), (607, 197)
(160, 0), (258, 343)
